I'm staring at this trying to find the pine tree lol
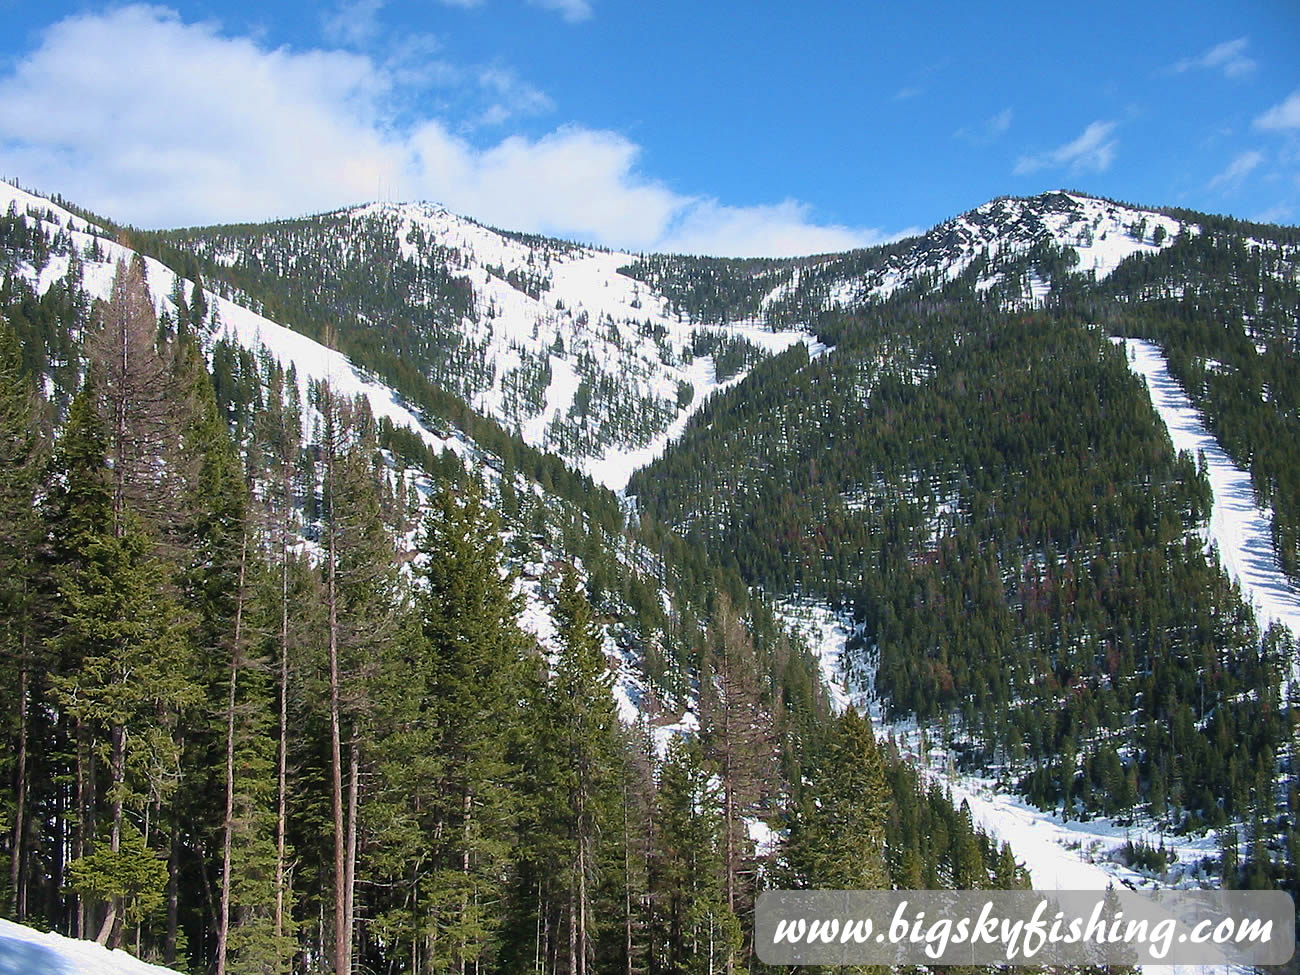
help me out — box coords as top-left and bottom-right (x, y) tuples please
(653, 737), (743, 975)
(0, 319), (43, 920)
(406, 470), (537, 973)
(315, 386), (401, 974)
(189, 273), (208, 331)
(784, 709), (889, 890)
(41, 381), (111, 939)
(546, 566), (622, 975)
(49, 384), (199, 947)
(87, 255), (178, 536)
(699, 592), (774, 946)
(247, 363), (305, 951)
(173, 350), (292, 975)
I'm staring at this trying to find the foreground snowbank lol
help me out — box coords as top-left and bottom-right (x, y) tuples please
(0, 918), (181, 975)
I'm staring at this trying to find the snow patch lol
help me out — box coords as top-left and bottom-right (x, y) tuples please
(1115, 338), (1300, 650)
(0, 917), (182, 975)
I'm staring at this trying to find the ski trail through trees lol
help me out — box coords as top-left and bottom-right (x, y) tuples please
(1115, 338), (1300, 652)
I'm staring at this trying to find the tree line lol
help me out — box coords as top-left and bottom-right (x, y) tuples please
(1, 242), (1039, 975)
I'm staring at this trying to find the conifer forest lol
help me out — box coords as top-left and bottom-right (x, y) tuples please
(1, 182), (1298, 974)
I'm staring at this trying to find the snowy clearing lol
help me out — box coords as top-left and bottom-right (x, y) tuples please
(1115, 338), (1300, 648)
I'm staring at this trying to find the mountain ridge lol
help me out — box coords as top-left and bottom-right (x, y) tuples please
(4, 173), (1300, 973)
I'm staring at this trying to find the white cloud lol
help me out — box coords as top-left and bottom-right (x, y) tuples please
(659, 199), (909, 258)
(1251, 203), (1294, 225)
(1208, 150), (1264, 190)
(322, 0), (386, 46)
(1014, 121), (1118, 175)
(1255, 90), (1300, 130)
(0, 5), (865, 257)
(474, 67), (555, 126)
(1173, 37), (1256, 79)
(956, 107), (1012, 144)
(527, 0), (593, 23)
(409, 123), (686, 245)
(987, 108), (1013, 137)
(0, 6), (400, 225)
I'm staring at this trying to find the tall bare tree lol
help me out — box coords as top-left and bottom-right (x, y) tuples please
(87, 255), (177, 537)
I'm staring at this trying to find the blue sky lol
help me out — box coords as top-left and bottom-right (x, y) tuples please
(0, 0), (1297, 255)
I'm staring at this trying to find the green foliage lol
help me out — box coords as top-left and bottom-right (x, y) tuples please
(67, 821), (167, 929)
(1121, 837), (1176, 874)
(619, 252), (795, 325)
(653, 737), (744, 975)
(6, 182), (1299, 973)
(1091, 226), (1300, 581)
(784, 710), (889, 889)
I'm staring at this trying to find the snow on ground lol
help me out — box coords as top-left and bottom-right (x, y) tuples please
(345, 202), (819, 492)
(780, 599), (1243, 975)
(768, 339), (1298, 901)
(513, 558), (697, 757)
(592, 350), (744, 493)
(4, 183), (470, 464)
(893, 729), (1220, 893)
(519, 354), (580, 446)
(212, 296), (469, 459)
(771, 598), (860, 714)
(858, 192), (1190, 305)
(746, 817), (780, 858)
(573, 318), (812, 493)
(1115, 338), (1300, 649)
(1037, 195), (1186, 281)
(0, 917), (181, 975)
(773, 597), (1220, 896)
(1, 179), (97, 234)
(5, 184), (818, 493)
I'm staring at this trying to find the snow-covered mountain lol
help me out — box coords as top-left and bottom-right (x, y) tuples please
(170, 197), (818, 490)
(2, 183), (481, 462)
(3, 182), (1224, 496)
(6, 175), (1300, 955)
(6, 181), (821, 491)
(762, 191), (1194, 313)
(0, 178), (720, 756)
(170, 191), (1203, 492)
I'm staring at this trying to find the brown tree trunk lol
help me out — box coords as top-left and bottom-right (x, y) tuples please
(327, 428), (348, 975)
(274, 531), (290, 943)
(344, 739), (360, 975)
(11, 645), (28, 920)
(216, 528), (249, 975)
(74, 717), (88, 940)
(567, 882), (577, 975)
(329, 609), (346, 973)
(166, 821), (180, 967)
(623, 783), (632, 975)
(95, 723), (127, 947)
(459, 787), (473, 975)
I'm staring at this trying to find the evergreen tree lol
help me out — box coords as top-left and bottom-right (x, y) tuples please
(784, 709), (889, 890)
(653, 737), (743, 975)
(0, 319), (43, 920)
(48, 383), (199, 947)
(545, 566), (623, 975)
(699, 592), (773, 939)
(87, 255), (178, 535)
(315, 386), (402, 974)
(408, 471), (535, 973)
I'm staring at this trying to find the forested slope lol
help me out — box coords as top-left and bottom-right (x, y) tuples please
(0, 181), (1047, 975)
(632, 195), (1300, 894)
